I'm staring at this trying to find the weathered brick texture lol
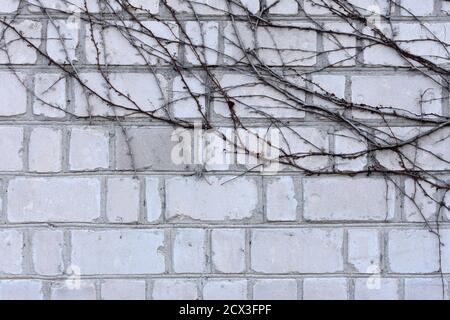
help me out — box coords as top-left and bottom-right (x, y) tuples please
(1, 0), (450, 300)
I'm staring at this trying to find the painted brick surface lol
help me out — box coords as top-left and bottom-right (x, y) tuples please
(0, 0), (449, 301)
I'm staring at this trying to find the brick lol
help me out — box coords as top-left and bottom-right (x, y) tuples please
(403, 179), (438, 222)
(173, 229), (206, 273)
(32, 230), (64, 275)
(350, 0), (390, 11)
(0, 280), (43, 300)
(438, 228), (450, 271)
(28, 0), (88, 11)
(235, 127), (284, 172)
(303, 278), (348, 300)
(304, 177), (395, 221)
(106, 73), (167, 117)
(374, 127), (450, 171)
(303, 0), (339, 14)
(265, 177), (298, 221)
(354, 278), (400, 300)
(47, 20), (79, 63)
(443, 2), (450, 13)
(75, 72), (166, 117)
(128, 0), (159, 13)
(223, 22), (256, 65)
(0, 0), (20, 13)
(166, 176), (259, 221)
(106, 177), (140, 223)
(257, 23), (317, 66)
(7, 177), (101, 222)
(363, 43), (406, 66)
(73, 73), (111, 116)
(0, 230), (23, 274)
(404, 278), (448, 300)
(0, 127), (23, 171)
(0, 72), (27, 116)
(115, 127), (186, 171)
(85, 24), (133, 65)
(166, 0), (225, 14)
(348, 229), (381, 273)
(185, 21), (219, 65)
(407, 20), (447, 61)
(171, 75), (206, 118)
(69, 127), (109, 171)
(214, 74), (306, 119)
(71, 230), (165, 275)
(203, 280), (248, 300)
(232, 130), (278, 169)
(280, 127), (330, 171)
(166, 0), (259, 14)
(251, 229), (344, 273)
(322, 23), (357, 66)
(29, 127), (62, 173)
(352, 75), (442, 118)
(401, 0), (434, 16)
(152, 279), (198, 300)
(305, 0), (388, 15)
(33, 74), (66, 118)
(334, 129), (367, 171)
(77, 72), (167, 117)
(253, 280), (297, 300)
(0, 20), (41, 64)
(204, 128), (235, 171)
(224, 22), (316, 66)
(312, 74), (346, 108)
(85, 24), (138, 65)
(267, 0), (298, 14)
(234, 127), (276, 175)
(239, 0), (260, 13)
(362, 24), (407, 66)
(211, 229), (246, 273)
(388, 230), (439, 273)
(85, 21), (178, 66)
(101, 280), (146, 300)
(145, 178), (163, 223)
(51, 281), (96, 300)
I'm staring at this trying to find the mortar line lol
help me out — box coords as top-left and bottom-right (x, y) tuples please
(3, 221), (450, 229)
(0, 273), (448, 280)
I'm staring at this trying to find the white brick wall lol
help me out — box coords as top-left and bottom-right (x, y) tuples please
(1, 0), (449, 301)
